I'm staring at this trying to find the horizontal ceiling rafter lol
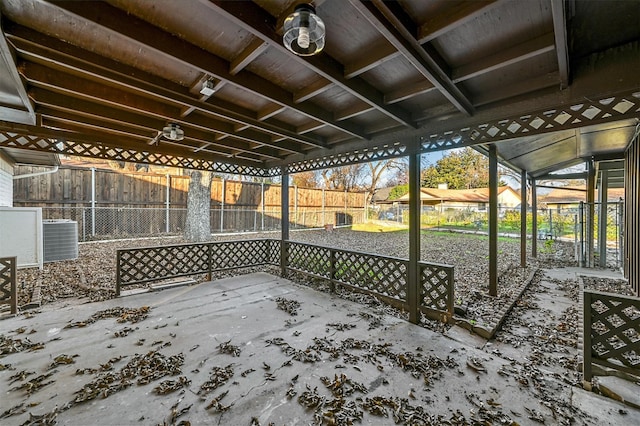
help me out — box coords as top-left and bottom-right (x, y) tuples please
(48, 1), (366, 140)
(203, 0), (416, 129)
(4, 24), (325, 151)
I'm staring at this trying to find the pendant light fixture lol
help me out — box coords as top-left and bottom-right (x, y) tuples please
(162, 123), (184, 141)
(283, 3), (325, 56)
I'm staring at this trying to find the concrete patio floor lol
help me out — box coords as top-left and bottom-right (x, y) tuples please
(1, 272), (638, 425)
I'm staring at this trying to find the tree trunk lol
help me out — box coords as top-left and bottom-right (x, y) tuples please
(184, 170), (214, 242)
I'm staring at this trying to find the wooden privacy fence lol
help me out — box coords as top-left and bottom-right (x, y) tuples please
(116, 239), (454, 323)
(13, 165), (367, 212)
(0, 257), (18, 314)
(583, 290), (640, 383)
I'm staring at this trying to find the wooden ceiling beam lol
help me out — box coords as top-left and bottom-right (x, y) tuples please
(418, 0), (504, 43)
(352, 0), (474, 115)
(0, 120), (260, 168)
(293, 80), (332, 103)
(204, 0), (416, 128)
(31, 89), (285, 160)
(5, 26), (325, 150)
(47, 1), (366, 141)
(344, 45), (401, 79)
(44, 117), (277, 163)
(385, 81), (435, 105)
(229, 38), (268, 75)
(181, 75), (220, 117)
(551, 0), (570, 89)
(0, 14), (35, 125)
(257, 104), (286, 121)
(22, 64), (305, 155)
(297, 121), (326, 135)
(471, 72), (560, 108)
(335, 104), (374, 121)
(452, 33), (556, 83)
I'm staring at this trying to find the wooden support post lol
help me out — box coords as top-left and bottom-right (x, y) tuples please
(520, 170), (527, 268)
(261, 179), (265, 231)
(116, 250), (121, 297)
(583, 291), (593, 386)
(587, 160), (596, 267)
(598, 170), (608, 267)
(91, 167), (96, 237)
(531, 179), (537, 258)
(165, 174), (170, 233)
(322, 188), (326, 226)
(408, 153), (420, 324)
(280, 168), (289, 277)
(220, 178), (226, 232)
(294, 185), (298, 229)
(489, 145), (498, 297)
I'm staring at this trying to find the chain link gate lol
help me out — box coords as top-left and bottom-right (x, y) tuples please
(577, 201), (624, 269)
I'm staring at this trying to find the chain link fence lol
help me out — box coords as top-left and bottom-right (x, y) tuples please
(376, 202), (624, 268)
(40, 205), (367, 242)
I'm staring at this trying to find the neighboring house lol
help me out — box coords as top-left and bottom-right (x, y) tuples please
(371, 186), (395, 205)
(395, 186), (521, 212)
(540, 186), (625, 210)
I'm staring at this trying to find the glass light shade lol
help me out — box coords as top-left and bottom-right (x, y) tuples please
(283, 4), (325, 56)
(162, 123), (184, 141)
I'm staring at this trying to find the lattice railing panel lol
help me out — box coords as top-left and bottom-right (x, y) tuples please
(286, 241), (331, 278)
(267, 239), (281, 265)
(333, 250), (407, 301)
(420, 91), (640, 152)
(286, 143), (408, 174)
(0, 257), (17, 314)
(584, 291), (640, 379)
(419, 262), (454, 315)
(210, 240), (271, 270)
(116, 240), (278, 293)
(118, 243), (211, 287)
(0, 130), (269, 177)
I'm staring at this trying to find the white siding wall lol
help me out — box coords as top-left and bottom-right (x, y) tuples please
(0, 155), (13, 207)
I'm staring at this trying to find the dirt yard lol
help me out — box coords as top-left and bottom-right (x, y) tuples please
(15, 228), (574, 328)
(3, 228), (639, 425)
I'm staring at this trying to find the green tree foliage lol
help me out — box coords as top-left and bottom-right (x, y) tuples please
(388, 184), (409, 200)
(421, 148), (504, 189)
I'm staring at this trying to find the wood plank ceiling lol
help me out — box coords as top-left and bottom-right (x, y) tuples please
(0, 0), (638, 175)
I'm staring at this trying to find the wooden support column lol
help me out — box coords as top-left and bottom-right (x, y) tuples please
(408, 152), (420, 324)
(165, 174), (171, 233)
(280, 167), (290, 277)
(489, 145), (498, 297)
(520, 170), (527, 268)
(587, 160), (596, 267)
(220, 178), (226, 232)
(91, 167), (96, 237)
(531, 179), (538, 258)
(598, 170), (609, 267)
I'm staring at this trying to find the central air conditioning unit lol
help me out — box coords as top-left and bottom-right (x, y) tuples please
(43, 219), (78, 263)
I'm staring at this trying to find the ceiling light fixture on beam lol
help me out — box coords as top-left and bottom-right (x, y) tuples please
(200, 78), (217, 96)
(162, 123), (184, 141)
(283, 3), (325, 56)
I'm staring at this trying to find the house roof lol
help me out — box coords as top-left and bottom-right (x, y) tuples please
(0, 147), (59, 167)
(540, 186), (625, 205)
(396, 186), (519, 203)
(371, 186), (395, 203)
(0, 1), (638, 177)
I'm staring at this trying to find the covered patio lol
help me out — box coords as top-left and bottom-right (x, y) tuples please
(1, 271), (637, 425)
(0, 0), (639, 423)
(0, 0), (638, 297)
